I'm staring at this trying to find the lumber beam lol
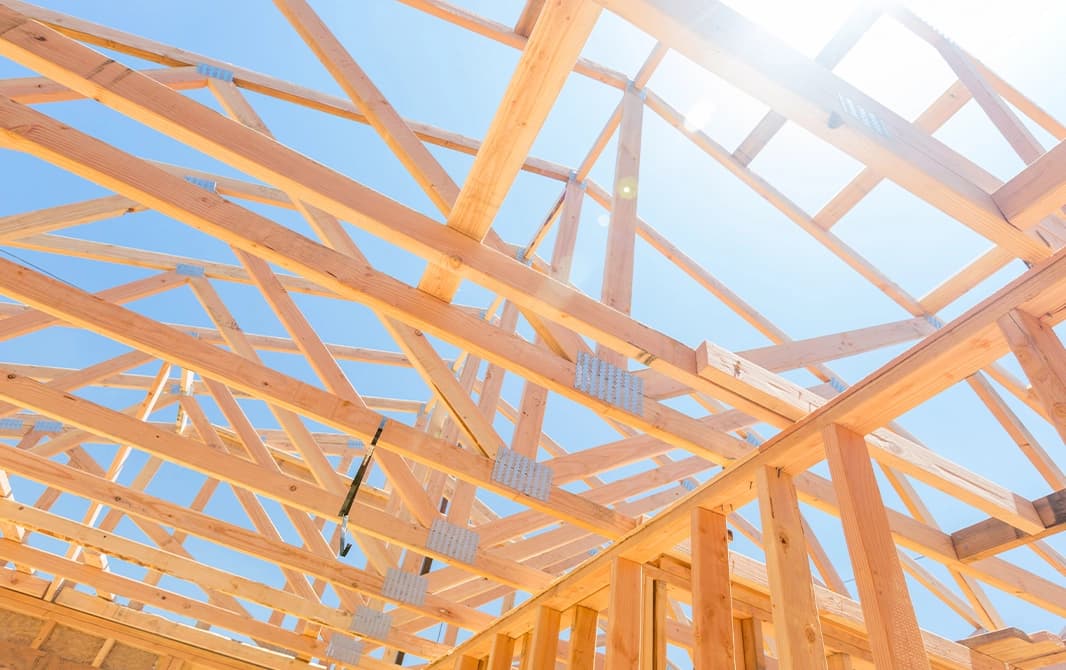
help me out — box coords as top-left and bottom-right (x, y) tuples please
(733, 616), (766, 670)
(274, 0), (459, 215)
(997, 308), (1066, 445)
(416, 0), (601, 300)
(487, 634), (515, 670)
(514, 0), (547, 37)
(426, 229), (1066, 663)
(529, 606), (562, 669)
(601, 83), (643, 317)
(606, 558), (642, 670)
(641, 575), (666, 670)
(598, 0), (1050, 263)
(0, 263), (636, 542)
(0, 367), (555, 592)
(568, 605), (599, 670)
(756, 466), (827, 670)
(0, 582), (275, 670)
(690, 507), (733, 670)
(823, 424), (930, 670)
(995, 139), (1066, 230)
(1, 0), (576, 181)
(732, 4), (881, 166)
(952, 489), (1066, 561)
(0, 194), (142, 241)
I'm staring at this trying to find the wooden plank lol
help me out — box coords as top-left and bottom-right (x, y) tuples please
(0, 195), (141, 242)
(455, 655), (481, 670)
(690, 507), (733, 670)
(0, 584), (272, 670)
(0, 66), (204, 104)
(823, 424), (931, 670)
(756, 466), (827, 670)
(416, 0), (602, 300)
(568, 605), (599, 670)
(733, 4), (881, 165)
(0, 262), (636, 541)
(529, 606), (562, 669)
(0, 82), (755, 469)
(640, 576), (666, 670)
(998, 308), (1066, 445)
(953, 489), (1066, 561)
(826, 653), (853, 670)
(0, 500), (445, 658)
(606, 558), (642, 670)
(601, 0), (1050, 263)
(739, 317), (936, 373)
(995, 138), (1066, 230)
(967, 372), (1066, 490)
(0, 539), (397, 667)
(487, 634), (515, 670)
(274, 0), (459, 215)
(2, 0), (577, 181)
(733, 617), (766, 670)
(514, 0), (546, 37)
(601, 84), (644, 316)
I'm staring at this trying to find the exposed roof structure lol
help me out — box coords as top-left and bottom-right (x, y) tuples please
(0, 0), (1064, 668)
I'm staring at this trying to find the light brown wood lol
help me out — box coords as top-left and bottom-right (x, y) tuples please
(600, 84), (643, 317)
(757, 466), (828, 670)
(690, 507), (733, 670)
(530, 606), (562, 669)
(0, 3), (1061, 670)
(416, 0), (602, 300)
(825, 653), (853, 670)
(606, 558), (642, 670)
(487, 634), (516, 670)
(823, 424), (931, 670)
(568, 605), (599, 670)
(998, 308), (1066, 445)
(640, 577), (666, 670)
(733, 617), (766, 670)
(995, 138), (1066, 229)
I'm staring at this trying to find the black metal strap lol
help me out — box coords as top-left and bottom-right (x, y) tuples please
(337, 418), (388, 557)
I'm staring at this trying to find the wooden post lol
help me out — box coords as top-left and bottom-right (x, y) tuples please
(518, 632), (534, 670)
(691, 507), (734, 669)
(602, 83), (644, 316)
(606, 557), (643, 670)
(733, 617), (766, 670)
(488, 634), (515, 670)
(641, 576), (667, 670)
(757, 466), (828, 670)
(455, 654), (481, 670)
(598, 83), (644, 367)
(823, 424), (932, 670)
(826, 652), (853, 670)
(530, 605), (562, 669)
(552, 177), (585, 281)
(569, 605), (599, 670)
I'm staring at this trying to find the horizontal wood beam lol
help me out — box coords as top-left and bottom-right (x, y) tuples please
(952, 489), (1066, 561)
(994, 138), (1066, 230)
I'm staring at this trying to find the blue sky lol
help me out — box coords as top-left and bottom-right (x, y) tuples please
(0, 0), (1064, 662)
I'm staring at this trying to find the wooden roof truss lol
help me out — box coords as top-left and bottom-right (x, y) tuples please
(0, 0), (1063, 668)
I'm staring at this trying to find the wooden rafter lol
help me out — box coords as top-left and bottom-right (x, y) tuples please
(0, 2), (1063, 669)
